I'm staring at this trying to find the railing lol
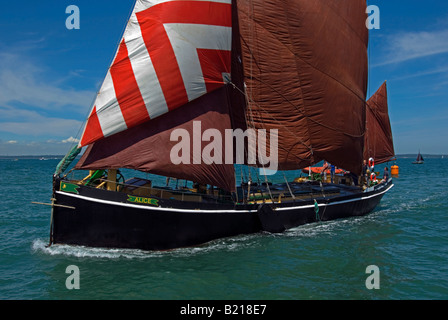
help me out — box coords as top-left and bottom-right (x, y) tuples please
(75, 176), (235, 204)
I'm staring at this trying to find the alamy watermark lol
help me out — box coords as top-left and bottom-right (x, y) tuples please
(365, 265), (380, 290)
(366, 5), (381, 30)
(63, 264), (379, 292)
(65, 4), (380, 31)
(66, 5), (80, 30)
(65, 265), (80, 290)
(170, 121), (279, 175)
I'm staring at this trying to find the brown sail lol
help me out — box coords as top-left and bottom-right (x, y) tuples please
(236, 0), (369, 174)
(364, 81), (395, 164)
(75, 87), (236, 192)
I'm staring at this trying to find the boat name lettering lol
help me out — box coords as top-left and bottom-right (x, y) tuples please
(127, 195), (158, 206)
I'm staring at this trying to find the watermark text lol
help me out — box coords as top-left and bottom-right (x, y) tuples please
(66, 5), (80, 30)
(170, 121), (279, 175)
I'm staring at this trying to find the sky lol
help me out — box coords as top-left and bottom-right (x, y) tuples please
(0, 0), (447, 156)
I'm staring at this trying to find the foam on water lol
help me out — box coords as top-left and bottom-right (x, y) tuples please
(31, 238), (177, 259)
(31, 233), (261, 260)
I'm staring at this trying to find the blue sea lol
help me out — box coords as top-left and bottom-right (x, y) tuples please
(1, 157), (447, 301)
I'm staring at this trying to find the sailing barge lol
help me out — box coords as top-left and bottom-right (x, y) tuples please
(49, 0), (395, 251)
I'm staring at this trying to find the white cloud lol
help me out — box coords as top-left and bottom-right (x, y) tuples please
(0, 139), (76, 156)
(0, 116), (82, 137)
(0, 51), (94, 110)
(0, 106), (83, 138)
(0, 45), (90, 145)
(389, 65), (448, 82)
(62, 136), (80, 143)
(374, 29), (448, 66)
(7, 140), (17, 144)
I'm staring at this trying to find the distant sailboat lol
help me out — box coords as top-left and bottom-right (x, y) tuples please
(413, 151), (424, 164)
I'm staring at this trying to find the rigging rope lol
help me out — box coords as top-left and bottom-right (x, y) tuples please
(283, 171), (295, 200)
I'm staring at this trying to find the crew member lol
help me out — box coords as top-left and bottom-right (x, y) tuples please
(382, 166), (390, 182)
(362, 160), (368, 186)
(321, 161), (330, 182)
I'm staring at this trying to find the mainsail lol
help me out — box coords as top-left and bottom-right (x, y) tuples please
(75, 0), (370, 191)
(236, 0), (369, 174)
(364, 81), (395, 164)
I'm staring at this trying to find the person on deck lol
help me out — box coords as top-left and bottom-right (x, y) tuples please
(365, 168), (371, 187)
(321, 161), (330, 182)
(330, 163), (336, 183)
(362, 160), (368, 185)
(382, 166), (390, 182)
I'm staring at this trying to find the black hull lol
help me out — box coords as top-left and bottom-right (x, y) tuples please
(51, 179), (393, 251)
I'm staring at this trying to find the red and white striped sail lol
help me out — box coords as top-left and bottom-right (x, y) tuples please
(79, 0), (232, 147)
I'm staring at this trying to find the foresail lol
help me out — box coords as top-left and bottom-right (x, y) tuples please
(75, 86), (236, 192)
(364, 81), (395, 165)
(79, 0), (232, 147)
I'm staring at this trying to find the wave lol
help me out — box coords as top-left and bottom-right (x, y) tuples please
(31, 238), (159, 259)
(31, 234), (261, 260)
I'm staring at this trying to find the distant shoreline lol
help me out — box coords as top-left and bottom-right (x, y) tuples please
(394, 154), (446, 159)
(0, 155), (64, 159)
(0, 154), (446, 160)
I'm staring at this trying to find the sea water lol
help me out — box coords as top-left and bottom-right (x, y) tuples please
(0, 157), (447, 300)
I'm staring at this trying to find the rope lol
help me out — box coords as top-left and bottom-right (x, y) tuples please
(261, 167), (274, 203)
(283, 172), (295, 200)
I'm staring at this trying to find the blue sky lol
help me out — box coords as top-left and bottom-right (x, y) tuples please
(0, 0), (447, 155)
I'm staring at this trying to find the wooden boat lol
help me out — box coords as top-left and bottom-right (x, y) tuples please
(45, 0), (395, 251)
